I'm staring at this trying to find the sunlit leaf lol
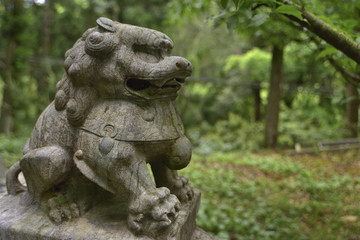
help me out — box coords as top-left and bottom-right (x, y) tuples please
(248, 13), (269, 27)
(316, 46), (338, 60)
(276, 5), (303, 21)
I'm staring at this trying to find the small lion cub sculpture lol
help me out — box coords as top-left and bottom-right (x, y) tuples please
(6, 17), (194, 239)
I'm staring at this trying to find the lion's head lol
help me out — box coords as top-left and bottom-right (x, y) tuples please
(54, 17), (192, 126)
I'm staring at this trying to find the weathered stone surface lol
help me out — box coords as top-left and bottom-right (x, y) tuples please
(0, 158), (4, 180)
(192, 228), (219, 240)
(0, 158), (5, 193)
(0, 191), (216, 240)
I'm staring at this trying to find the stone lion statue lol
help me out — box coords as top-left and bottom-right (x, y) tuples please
(6, 17), (193, 239)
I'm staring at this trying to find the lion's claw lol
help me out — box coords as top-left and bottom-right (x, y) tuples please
(128, 187), (180, 236)
(170, 175), (194, 203)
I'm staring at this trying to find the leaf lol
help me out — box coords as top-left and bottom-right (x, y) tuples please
(233, 0), (246, 9)
(341, 96), (358, 104)
(226, 14), (239, 32)
(316, 46), (338, 60)
(248, 13), (269, 27)
(220, 0), (229, 8)
(276, 5), (303, 21)
(232, 0), (240, 9)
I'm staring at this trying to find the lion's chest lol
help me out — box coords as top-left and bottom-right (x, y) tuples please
(80, 100), (184, 142)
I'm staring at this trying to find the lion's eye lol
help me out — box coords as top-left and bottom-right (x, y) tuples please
(133, 44), (163, 63)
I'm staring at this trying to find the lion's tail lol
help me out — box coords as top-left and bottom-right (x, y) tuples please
(6, 161), (26, 195)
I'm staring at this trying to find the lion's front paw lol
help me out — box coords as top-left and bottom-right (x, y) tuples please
(128, 187), (180, 237)
(170, 175), (194, 203)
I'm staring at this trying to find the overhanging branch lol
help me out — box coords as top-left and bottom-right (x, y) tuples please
(277, 0), (360, 65)
(310, 36), (360, 86)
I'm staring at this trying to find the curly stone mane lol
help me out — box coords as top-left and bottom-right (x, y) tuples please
(54, 28), (99, 127)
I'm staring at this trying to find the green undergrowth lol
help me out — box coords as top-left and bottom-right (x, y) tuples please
(179, 151), (360, 240)
(0, 134), (29, 167)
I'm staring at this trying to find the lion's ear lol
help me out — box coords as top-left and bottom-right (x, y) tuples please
(96, 17), (115, 32)
(85, 31), (118, 58)
(85, 18), (118, 58)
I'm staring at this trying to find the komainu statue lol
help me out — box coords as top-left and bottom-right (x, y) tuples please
(6, 17), (196, 240)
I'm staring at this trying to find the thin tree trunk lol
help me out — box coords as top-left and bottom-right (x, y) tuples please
(251, 82), (261, 122)
(264, 44), (284, 148)
(43, 0), (50, 58)
(0, 84), (13, 134)
(36, 0), (51, 108)
(343, 82), (359, 138)
(0, 37), (15, 134)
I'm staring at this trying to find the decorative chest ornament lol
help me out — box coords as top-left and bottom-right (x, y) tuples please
(5, 17), (196, 240)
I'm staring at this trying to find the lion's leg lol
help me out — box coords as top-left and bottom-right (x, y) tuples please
(107, 142), (181, 236)
(151, 136), (194, 203)
(164, 136), (192, 170)
(151, 163), (193, 203)
(106, 146), (156, 200)
(77, 139), (180, 237)
(19, 146), (78, 224)
(20, 146), (72, 199)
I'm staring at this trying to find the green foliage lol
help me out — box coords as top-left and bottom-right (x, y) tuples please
(279, 91), (344, 146)
(316, 46), (338, 61)
(188, 93), (345, 154)
(249, 12), (269, 27)
(275, 5), (303, 21)
(180, 151), (360, 239)
(188, 113), (263, 155)
(0, 133), (29, 167)
(224, 48), (271, 83)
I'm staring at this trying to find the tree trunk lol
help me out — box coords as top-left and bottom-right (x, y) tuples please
(251, 82), (261, 122)
(43, 0), (51, 58)
(0, 84), (13, 134)
(343, 82), (359, 138)
(36, 0), (51, 109)
(264, 44), (284, 148)
(0, 36), (15, 134)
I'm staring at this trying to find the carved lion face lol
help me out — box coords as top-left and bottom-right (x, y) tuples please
(63, 17), (192, 101)
(55, 17), (192, 126)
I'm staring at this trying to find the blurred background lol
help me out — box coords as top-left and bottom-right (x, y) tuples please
(0, 0), (360, 239)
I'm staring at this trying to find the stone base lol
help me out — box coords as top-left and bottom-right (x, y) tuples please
(0, 159), (5, 194)
(0, 190), (216, 240)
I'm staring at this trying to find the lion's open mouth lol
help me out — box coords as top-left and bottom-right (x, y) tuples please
(125, 78), (185, 99)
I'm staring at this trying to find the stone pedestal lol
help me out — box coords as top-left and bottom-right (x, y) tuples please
(0, 158), (5, 194)
(0, 190), (217, 240)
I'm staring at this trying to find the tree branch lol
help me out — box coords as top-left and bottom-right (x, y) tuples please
(309, 36), (360, 85)
(327, 58), (360, 86)
(278, 0), (360, 65)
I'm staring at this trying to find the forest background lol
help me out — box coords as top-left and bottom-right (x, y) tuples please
(1, 0), (360, 239)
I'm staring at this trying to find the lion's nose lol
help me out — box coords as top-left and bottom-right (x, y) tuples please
(175, 59), (192, 73)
